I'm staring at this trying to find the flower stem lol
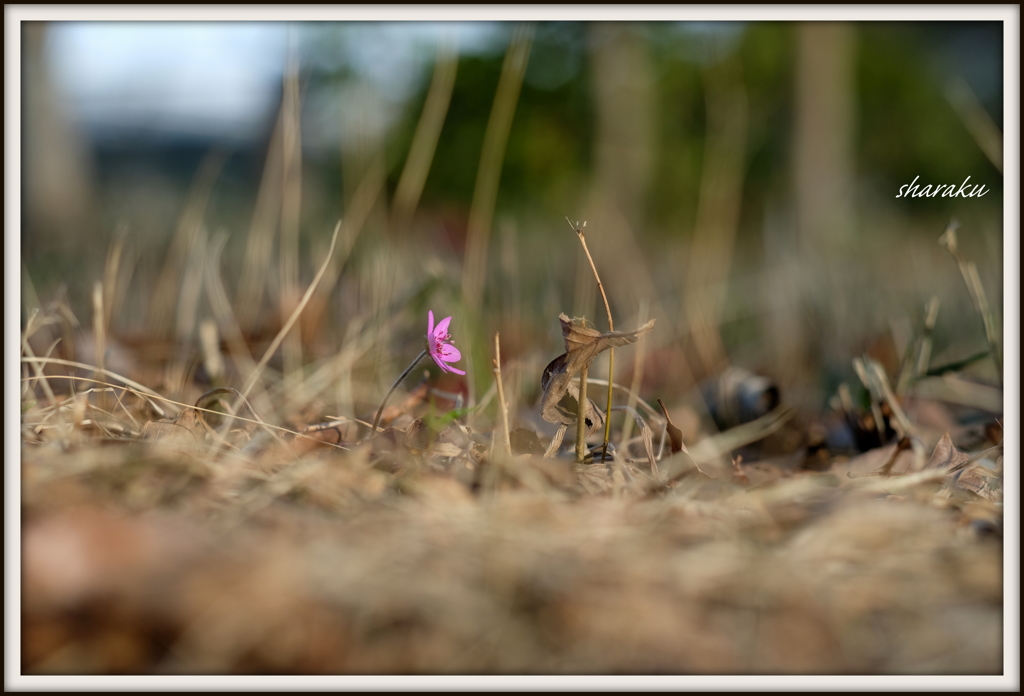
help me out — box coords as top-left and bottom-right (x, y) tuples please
(575, 363), (589, 463)
(370, 349), (428, 436)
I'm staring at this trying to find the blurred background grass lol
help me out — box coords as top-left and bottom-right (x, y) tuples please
(20, 20), (1004, 428)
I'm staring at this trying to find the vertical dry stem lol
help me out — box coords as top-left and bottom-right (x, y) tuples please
(461, 24), (534, 315)
(569, 219), (615, 462)
(92, 282), (107, 412)
(939, 222), (1002, 384)
(493, 333), (512, 457)
(575, 364), (589, 463)
(619, 300), (649, 445)
(239, 221), (341, 404)
(392, 40), (459, 235)
(279, 32), (304, 383)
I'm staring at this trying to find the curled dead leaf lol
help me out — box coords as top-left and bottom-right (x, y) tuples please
(540, 314), (655, 433)
(657, 398), (688, 455)
(925, 432), (974, 472)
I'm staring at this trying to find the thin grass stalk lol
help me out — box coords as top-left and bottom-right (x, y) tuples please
(236, 103), (285, 330)
(101, 232), (127, 331)
(946, 77), (1003, 174)
(149, 151), (225, 338)
(460, 24), (533, 404)
(203, 232), (273, 421)
(939, 222), (1002, 384)
(391, 39), (458, 236)
(493, 333), (512, 457)
(19, 371), (335, 452)
(21, 356), (166, 417)
(91, 282), (108, 413)
(305, 156), (386, 344)
(21, 312), (60, 411)
(569, 220), (615, 462)
(239, 221), (341, 404)
(686, 54), (748, 376)
(896, 296), (940, 395)
(461, 24), (533, 314)
(620, 300), (649, 445)
(280, 31), (304, 384)
(575, 364), (589, 463)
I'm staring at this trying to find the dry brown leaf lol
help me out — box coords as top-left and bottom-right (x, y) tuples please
(540, 314), (655, 432)
(657, 398), (688, 454)
(925, 432), (975, 471)
(951, 462), (1002, 502)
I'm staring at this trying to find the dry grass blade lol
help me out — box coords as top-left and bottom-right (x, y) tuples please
(279, 32), (304, 382)
(896, 295), (940, 394)
(22, 310), (60, 410)
(574, 364), (589, 463)
(946, 76), (1003, 174)
(236, 97), (286, 328)
(202, 233), (273, 420)
(149, 151), (226, 338)
(911, 374), (1003, 413)
(687, 406), (795, 467)
(583, 377), (664, 424)
(238, 221), (342, 403)
(493, 333), (512, 457)
(22, 356), (170, 418)
(101, 230), (136, 333)
(391, 38), (458, 234)
(685, 54), (748, 376)
(938, 221), (1002, 384)
(856, 356), (914, 439)
(613, 405), (657, 479)
(307, 157), (386, 337)
(852, 356), (892, 445)
(280, 321), (375, 415)
(619, 300), (649, 445)
(21, 372), (338, 454)
(566, 219), (617, 463)
(545, 424), (567, 458)
(461, 23), (534, 318)
(91, 282), (109, 413)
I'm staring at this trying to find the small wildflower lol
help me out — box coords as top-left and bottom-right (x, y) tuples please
(427, 310), (465, 375)
(368, 309), (466, 436)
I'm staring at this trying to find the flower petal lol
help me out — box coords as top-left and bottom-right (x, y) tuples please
(437, 343), (461, 362)
(443, 364), (466, 375)
(433, 316), (453, 339)
(430, 352), (446, 371)
(427, 310), (435, 337)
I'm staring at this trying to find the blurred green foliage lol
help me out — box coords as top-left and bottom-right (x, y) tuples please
(375, 21), (1002, 242)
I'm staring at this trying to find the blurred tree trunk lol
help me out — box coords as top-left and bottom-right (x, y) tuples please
(22, 23), (97, 269)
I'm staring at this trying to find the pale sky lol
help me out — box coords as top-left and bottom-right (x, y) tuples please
(45, 22), (506, 145)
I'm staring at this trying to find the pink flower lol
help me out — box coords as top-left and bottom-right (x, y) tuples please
(427, 310), (465, 375)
